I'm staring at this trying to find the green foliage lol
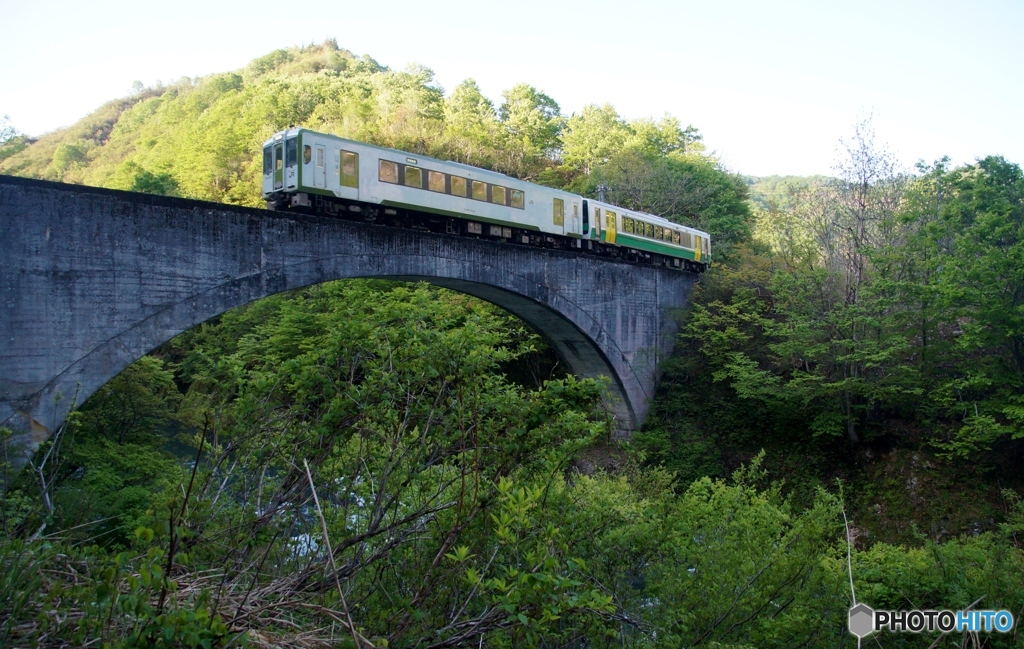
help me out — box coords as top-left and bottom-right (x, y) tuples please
(496, 83), (561, 179)
(561, 104), (632, 176)
(849, 534), (1024, 647)
(440, 78), (501, 168)
(645, 125), (1024, 546)
(0, 115), (28, 163)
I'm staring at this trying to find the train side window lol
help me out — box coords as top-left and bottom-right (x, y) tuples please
(472, 180), (487, 201)
(681, 231), (692, 248)
(405, 166), (423, 188)
(428, 170), (445, 192)
(379, 160), (398, 183)
(645, 222), (654, 238)
(511, 189), (524, 209)
(451, 176), (467, 197)
(672, 230), (680, 245)
(303, 145), (312, 164)
(553, 198), (565, 225)
(655, 226), (664, 240)
(623, 217), (634, 233)
(341, 151), (359, 188)
(263, 149), (272, 174)
(492, 186), (506, 205)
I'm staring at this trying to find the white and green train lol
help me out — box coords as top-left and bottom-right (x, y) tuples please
(262, 128), (710, 271)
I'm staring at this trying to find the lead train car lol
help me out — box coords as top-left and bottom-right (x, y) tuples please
(262, 128), (711, 271)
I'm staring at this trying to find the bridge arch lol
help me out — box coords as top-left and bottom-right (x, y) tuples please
(0, 176), (696, 459)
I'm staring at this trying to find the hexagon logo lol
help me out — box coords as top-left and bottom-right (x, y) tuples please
(848, 603), (875, 638)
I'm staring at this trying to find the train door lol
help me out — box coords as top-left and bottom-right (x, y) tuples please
(694, 235), (702, 262)
(582, 200), (590, 235)
(273, 142), (283, 190)
(340, 150), (359, 200)
(553, 197), (566, 235)
(605, 210), (617, 244)
(314, 144), (326, 188)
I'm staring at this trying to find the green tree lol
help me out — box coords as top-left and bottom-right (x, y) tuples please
(561, 104), (631, 176)
(441, 79), (500, 168)
(497, 83), (562, 178)
(628, 114), (703, 157)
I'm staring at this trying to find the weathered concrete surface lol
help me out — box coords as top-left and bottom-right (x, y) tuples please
(0, 175), (696, 458)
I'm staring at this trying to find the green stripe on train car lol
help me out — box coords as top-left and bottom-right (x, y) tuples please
(616, 233), (697, 259)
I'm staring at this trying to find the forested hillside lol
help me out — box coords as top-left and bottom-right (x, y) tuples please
(2, 41), (1023, 648)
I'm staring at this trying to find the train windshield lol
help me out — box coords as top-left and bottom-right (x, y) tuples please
(285, 137), (298, 167)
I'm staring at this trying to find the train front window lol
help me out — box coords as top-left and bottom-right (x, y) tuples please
(285, 138), (297, 166)
(263, 148), (272, 175)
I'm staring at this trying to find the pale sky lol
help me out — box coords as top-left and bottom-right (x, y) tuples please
(2, 0), (1021, 177)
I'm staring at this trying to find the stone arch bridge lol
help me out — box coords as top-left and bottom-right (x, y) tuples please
(0, 176), (697, 459)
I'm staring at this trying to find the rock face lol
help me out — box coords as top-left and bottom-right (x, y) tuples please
(0, 175), (697, 458)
